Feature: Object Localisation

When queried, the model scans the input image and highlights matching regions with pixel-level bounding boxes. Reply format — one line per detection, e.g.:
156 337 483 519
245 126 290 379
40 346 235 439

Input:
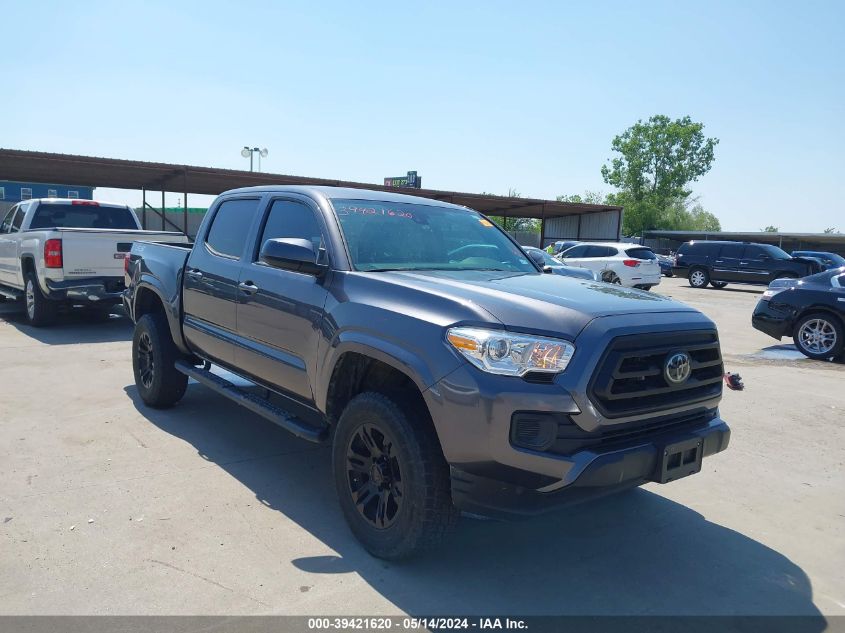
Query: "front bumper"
45 277 125 305
751 299 793 340
424 312 729 518
450 417 730 518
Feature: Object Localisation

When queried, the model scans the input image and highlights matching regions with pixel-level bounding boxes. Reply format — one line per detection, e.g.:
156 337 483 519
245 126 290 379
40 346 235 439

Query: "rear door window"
625 247 656 260
584 245 615 258
561 245 588 259
205 198 260 259
719 244 744 258
11 207 24 231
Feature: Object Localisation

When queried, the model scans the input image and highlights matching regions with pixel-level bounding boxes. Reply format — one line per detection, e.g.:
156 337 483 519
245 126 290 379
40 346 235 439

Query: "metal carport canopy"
0 148 621 219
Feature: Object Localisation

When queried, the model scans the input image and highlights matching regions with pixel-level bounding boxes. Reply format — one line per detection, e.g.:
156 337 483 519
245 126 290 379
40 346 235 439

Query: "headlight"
762 288 783 301
446 326 575 376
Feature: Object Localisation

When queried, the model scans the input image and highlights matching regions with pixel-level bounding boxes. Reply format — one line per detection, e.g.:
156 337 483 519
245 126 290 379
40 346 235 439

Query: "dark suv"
673 241 820 289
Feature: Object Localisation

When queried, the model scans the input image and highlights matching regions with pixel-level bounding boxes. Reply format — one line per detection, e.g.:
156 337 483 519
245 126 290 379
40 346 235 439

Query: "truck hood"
369 270 699 337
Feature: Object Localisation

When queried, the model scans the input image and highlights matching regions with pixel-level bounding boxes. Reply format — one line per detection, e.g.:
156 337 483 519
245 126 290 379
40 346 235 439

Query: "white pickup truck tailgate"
59 229 189 278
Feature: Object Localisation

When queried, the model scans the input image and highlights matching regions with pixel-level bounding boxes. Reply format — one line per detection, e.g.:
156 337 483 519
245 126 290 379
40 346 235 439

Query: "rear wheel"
332 392 458 560
689 267 710 289
132 312 188 408
24 272 57 327
603 271 622 285
710 281 728 289
793 313 844 360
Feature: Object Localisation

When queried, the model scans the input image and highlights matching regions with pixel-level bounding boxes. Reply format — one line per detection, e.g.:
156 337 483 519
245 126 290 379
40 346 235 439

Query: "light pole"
241 146 269 172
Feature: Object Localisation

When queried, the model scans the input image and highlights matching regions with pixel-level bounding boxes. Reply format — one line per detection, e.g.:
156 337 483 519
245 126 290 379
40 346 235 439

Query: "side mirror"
542 265 553 274
260 238 327 276
527 250 546 267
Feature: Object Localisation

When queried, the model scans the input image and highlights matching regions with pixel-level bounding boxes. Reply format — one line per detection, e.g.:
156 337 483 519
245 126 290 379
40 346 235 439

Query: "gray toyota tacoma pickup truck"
124 185 730 559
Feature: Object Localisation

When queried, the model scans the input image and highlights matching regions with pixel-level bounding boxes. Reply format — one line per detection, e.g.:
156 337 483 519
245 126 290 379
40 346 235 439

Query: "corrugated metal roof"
0 148 621 220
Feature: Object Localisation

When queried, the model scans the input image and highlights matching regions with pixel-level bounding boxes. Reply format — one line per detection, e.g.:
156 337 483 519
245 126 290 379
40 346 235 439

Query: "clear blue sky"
2 0 843 231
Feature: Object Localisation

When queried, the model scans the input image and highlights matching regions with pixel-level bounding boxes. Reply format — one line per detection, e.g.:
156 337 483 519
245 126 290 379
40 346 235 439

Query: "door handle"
238 281 259 295
186 269 203 281
740 262 749 265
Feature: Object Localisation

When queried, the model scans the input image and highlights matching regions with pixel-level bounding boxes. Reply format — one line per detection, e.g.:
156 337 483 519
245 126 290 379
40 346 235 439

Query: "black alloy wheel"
136 331 155 389
346 423 404 529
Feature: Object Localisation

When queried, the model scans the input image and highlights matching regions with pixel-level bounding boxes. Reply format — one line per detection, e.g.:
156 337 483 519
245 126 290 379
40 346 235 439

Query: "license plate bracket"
656 436 703 483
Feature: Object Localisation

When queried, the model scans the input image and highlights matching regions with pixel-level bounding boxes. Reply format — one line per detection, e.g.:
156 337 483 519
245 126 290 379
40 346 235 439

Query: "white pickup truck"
0 198 188 326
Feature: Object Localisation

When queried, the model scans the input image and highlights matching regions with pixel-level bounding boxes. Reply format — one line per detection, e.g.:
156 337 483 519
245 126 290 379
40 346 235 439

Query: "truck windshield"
332 199 537 273
29 204 138 230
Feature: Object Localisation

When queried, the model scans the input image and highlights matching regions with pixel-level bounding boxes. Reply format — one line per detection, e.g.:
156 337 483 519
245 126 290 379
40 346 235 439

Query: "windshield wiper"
364 268 414 272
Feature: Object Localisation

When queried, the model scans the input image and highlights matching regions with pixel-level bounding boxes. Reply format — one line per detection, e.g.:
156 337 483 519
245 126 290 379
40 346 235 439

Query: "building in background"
0 181 94 215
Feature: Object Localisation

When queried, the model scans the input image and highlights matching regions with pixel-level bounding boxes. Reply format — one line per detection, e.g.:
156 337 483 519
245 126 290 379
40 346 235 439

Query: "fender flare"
19 255 46 294
133 276 190 354
316 329 442 413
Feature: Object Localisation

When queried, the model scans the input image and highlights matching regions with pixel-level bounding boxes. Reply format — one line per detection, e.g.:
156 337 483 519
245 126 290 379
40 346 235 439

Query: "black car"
752 267 845 360
656 254 674 277
791 250 845 271
673 240 820 289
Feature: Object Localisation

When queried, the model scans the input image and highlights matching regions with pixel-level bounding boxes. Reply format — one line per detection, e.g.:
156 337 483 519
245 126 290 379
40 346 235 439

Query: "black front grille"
589 330 723 418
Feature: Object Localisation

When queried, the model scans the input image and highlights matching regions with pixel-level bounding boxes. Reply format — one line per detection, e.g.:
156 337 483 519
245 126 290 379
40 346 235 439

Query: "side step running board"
174 360 328 444
0 286 23 300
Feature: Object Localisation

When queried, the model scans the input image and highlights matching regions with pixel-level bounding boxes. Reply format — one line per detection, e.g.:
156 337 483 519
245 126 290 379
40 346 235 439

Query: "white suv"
558 242 662 289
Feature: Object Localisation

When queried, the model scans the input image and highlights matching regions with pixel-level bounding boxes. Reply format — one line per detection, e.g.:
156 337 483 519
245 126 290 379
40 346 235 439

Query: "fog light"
510 413 558 451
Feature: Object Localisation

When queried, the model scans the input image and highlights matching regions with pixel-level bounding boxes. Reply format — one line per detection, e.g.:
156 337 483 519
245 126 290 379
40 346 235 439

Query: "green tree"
556 191 608 205
761 225 779 232
482 188 541 233
661 198 721 231
687 204 722 231
601 115 719 235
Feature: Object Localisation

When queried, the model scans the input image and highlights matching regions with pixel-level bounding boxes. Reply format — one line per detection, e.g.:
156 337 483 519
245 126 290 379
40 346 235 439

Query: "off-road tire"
332 391 458 560
132 312 188 408
24 272 57 326
689 267 710 289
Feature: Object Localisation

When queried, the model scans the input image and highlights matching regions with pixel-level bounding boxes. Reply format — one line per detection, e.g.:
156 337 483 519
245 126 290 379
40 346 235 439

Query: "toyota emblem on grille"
665 351 692 384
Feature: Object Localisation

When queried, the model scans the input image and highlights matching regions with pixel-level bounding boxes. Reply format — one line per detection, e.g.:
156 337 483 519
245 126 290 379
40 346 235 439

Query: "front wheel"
710 281 728 289
24 272 57 326
132 312 188 408
332 392 458 560
793 313 844 360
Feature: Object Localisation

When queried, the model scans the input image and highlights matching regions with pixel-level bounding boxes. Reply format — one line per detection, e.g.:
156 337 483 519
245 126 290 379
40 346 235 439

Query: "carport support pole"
183 170 188 236
540 203 546 248
141 188 146 229
161 190 165 231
